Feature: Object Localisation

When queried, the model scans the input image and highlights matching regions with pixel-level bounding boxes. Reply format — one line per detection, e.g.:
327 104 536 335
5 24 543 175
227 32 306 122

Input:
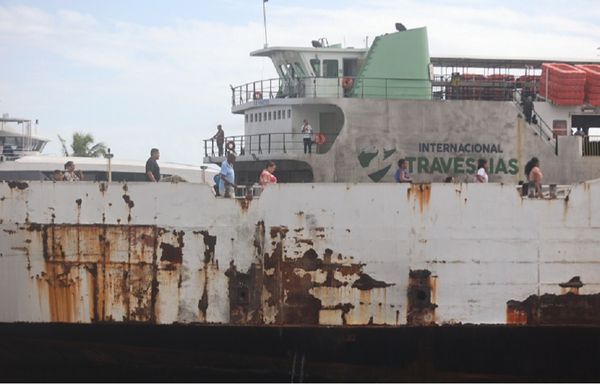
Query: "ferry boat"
2 26 600 381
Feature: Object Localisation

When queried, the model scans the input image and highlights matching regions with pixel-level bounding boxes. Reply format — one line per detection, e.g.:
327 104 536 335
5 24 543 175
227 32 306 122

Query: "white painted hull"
1 180 598 326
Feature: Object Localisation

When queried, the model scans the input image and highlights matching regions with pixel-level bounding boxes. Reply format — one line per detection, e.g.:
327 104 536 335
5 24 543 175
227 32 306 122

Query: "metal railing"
232 76 542 106
232 76 433 106
512 89 557 154
203 132 334 158
582 135 600 156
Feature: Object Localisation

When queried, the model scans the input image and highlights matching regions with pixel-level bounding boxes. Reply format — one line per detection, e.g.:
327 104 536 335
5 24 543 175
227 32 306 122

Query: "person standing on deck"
145 148 161 182
212 125 225 156
475 159 489 183
522 95 534 124
301 119 313 154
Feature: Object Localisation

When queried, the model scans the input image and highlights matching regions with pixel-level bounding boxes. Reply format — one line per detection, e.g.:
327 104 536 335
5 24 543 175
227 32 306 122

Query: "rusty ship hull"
2 179 600 380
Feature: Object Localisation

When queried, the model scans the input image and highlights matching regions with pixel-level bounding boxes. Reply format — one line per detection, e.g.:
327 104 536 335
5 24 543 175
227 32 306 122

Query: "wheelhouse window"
323 60 339 78
310 59 321 77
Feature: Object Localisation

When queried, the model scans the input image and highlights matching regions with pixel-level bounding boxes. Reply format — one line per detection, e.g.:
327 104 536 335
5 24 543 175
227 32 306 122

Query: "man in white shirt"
301 119 313 154
219 152 237 197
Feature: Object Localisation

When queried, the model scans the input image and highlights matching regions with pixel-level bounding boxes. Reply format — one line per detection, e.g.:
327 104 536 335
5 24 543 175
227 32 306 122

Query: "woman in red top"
259 161 277 190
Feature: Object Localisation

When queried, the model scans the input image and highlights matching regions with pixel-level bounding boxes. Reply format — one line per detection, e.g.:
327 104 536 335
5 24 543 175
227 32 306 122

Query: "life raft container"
342 77 353 90
314 133 326 145
226 141 236 152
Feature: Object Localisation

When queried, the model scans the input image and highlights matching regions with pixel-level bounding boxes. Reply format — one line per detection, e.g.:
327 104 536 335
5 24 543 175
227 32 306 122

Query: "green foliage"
70 132 107 157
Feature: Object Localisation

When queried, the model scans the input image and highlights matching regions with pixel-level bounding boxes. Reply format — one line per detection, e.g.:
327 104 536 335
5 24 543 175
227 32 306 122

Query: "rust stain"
262 226 395 325
75 198 82 207
407 183 432 212
351 273 394 290
3 229 16 234
407 269 437 326
225 261 263 324
194 230 216 264
269 226 288 239
99 183 108 194
30 223 160 323
122 194 135 209
159 230 184 264
236 196 252 212
507 293 600 325
7 181 28 190
507 277 600 325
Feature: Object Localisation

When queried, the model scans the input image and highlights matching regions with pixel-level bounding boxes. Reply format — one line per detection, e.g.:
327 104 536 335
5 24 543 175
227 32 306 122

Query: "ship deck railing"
203 132 335 158
582 135 600 156
517 183 571 199
231 76 539 106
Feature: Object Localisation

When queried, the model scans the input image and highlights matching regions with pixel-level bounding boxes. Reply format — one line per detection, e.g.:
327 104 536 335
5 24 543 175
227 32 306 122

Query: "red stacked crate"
461 74 485 100
517 75 540 98
485 74 514 100
539 63 586 105
576 64 600 106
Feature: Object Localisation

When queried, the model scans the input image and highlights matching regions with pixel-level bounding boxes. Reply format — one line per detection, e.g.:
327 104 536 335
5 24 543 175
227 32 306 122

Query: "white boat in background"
0 113 217 183
0 114 49 160
0 155 217 183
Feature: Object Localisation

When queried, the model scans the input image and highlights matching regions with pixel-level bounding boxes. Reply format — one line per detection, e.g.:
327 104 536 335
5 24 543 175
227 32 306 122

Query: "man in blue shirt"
219 152 236 197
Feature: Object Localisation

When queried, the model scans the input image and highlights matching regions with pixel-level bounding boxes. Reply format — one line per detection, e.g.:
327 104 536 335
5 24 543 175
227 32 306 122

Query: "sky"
1 0 599 165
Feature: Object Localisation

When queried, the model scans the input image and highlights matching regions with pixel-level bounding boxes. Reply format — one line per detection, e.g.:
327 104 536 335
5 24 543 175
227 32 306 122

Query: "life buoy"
226 141 236 152
254 91 263 100
342 77 353 90
314 133 326 145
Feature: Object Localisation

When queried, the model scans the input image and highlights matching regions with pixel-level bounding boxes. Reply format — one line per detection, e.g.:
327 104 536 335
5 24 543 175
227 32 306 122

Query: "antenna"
262 0 269 48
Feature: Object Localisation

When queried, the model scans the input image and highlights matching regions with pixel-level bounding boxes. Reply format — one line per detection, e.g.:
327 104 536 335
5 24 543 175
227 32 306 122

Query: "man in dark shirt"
145 148 160 182
212 124 225 156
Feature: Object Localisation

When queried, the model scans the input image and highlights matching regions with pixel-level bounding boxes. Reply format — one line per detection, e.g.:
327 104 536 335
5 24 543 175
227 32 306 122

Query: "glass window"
259 113 262 122
268 111 272 120
245 114 248 122
250 114 253 123
278 110 282 119
310 59 321 77
293 62 306 77
263 112 267 121
287 109 291 118
323 59 339 78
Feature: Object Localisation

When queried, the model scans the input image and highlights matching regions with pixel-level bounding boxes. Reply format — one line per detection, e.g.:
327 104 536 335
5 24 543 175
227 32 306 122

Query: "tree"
68 132 107 157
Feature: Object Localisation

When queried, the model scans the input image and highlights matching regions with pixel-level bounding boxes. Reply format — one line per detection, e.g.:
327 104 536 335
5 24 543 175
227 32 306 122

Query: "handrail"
513 89 557 154
203 132 335 158
231 75 542 106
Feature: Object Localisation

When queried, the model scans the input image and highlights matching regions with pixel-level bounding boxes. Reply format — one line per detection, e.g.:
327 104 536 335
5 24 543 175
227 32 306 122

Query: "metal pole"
105 148 114 182
263 0 269 48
